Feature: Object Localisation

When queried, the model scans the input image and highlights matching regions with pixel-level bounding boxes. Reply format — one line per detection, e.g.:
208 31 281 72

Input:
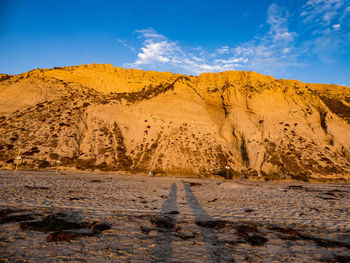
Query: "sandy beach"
0 170 349 262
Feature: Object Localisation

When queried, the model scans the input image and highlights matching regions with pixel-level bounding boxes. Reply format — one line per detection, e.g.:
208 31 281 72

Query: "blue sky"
0 0 349 85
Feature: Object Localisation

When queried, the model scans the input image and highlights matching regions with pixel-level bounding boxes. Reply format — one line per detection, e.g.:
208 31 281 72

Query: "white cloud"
332 23 341 30
134 41 171 65
125 4 299 76
282 47 291 54
126 27 249 75
267 3 287 26
123 1 349 76
267 4 296 43
216 46 230 55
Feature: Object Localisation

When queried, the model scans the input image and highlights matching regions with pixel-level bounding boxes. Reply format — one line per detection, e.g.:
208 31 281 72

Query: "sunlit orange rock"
1 64 349 181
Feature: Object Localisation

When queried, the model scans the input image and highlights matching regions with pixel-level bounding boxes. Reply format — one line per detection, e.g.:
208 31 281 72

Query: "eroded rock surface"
1 64 350 180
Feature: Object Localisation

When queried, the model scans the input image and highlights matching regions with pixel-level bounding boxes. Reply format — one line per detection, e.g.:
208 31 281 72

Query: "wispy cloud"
116 39 136 53
230 3 300 75
134 28 166 40
125 28 249 75
299 0 350 63
123 1 350 76
301 0 345 27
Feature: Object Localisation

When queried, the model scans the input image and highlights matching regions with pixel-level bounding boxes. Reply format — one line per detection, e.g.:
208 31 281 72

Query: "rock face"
1 63 350 180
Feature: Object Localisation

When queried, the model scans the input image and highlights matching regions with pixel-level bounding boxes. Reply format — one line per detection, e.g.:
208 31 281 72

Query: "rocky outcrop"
1 64 349 181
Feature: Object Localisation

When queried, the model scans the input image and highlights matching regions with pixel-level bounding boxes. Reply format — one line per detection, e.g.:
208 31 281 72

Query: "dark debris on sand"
195 220 228 229
286 185 307 190
18 213 111 242
208 198 218 203
24 186 50 190
20 214 87 232
46 231 94 242
166 210 179 215
234 223 268 246
90 179 102 183
269 225 350 249
150 215 175 230
46 222 111 242
0 208 35 224
69 197 85 201
195 220 268 246
187 182 202 187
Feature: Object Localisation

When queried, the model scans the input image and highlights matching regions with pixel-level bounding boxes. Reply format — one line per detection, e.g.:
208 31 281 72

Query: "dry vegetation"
0 64 350 181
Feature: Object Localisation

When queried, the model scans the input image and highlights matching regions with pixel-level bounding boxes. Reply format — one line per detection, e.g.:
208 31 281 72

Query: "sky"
0 0 350 85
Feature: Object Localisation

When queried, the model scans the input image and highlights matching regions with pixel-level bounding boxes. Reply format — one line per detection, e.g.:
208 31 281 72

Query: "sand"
0 170 349 262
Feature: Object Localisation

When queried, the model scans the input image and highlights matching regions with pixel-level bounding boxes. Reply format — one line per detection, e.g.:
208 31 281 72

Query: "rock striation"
1 63 350 181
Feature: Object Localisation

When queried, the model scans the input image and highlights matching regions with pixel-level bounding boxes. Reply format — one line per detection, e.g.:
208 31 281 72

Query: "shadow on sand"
182 180 235 263
152 183 178 262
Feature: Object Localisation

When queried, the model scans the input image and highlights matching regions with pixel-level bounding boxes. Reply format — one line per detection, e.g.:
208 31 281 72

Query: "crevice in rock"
240 136 250 167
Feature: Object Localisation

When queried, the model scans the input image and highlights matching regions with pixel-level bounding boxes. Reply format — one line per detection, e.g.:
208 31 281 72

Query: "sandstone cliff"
1 64 350 181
